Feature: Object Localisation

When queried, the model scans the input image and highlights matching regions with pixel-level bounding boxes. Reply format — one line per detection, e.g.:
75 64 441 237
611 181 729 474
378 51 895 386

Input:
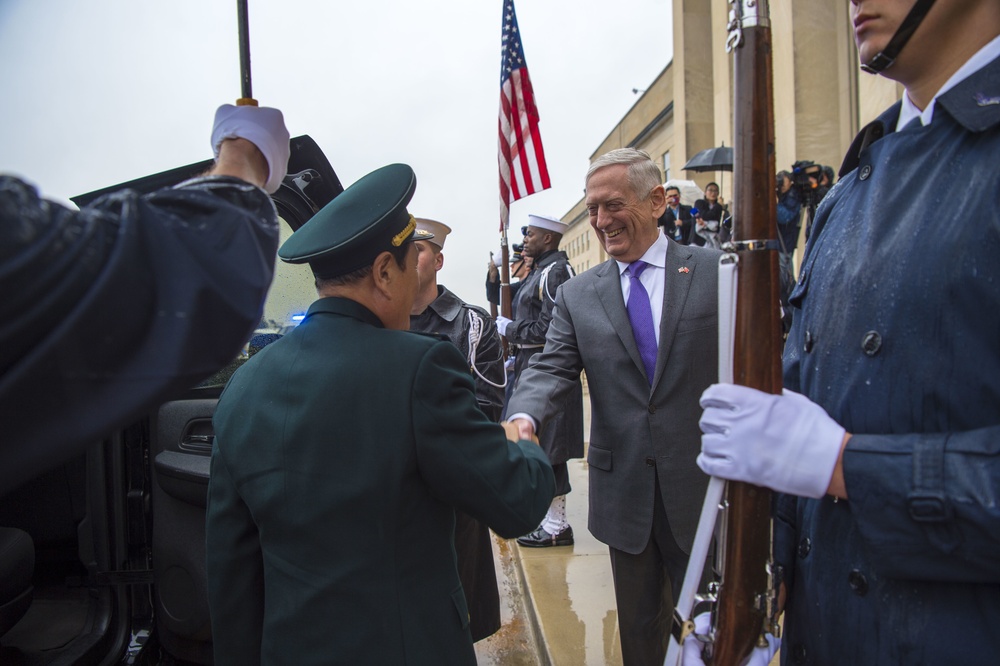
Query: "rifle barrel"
710 1 782 663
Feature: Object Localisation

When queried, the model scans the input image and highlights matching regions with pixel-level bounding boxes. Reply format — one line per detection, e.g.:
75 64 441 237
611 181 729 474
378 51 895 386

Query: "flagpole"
499 225 512 321
497 204 512 358
496 0 550 356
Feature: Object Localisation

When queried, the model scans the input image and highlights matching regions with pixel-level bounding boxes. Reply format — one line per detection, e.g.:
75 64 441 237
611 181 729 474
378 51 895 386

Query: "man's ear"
435 250 444 272
372 251 395 298
650 185 667 217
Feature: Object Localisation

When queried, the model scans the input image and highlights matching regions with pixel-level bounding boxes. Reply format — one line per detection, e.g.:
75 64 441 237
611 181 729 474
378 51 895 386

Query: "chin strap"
861 0 936 74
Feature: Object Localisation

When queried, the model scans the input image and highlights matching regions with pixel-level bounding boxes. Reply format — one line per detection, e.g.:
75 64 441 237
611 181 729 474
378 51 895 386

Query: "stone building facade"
560 0 903 277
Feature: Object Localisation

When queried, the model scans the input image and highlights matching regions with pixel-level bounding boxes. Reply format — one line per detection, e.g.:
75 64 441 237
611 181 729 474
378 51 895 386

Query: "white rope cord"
539 261 576 302
467 309 507 389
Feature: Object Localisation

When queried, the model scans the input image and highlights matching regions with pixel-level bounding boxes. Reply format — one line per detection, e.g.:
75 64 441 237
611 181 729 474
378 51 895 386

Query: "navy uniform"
409 219 504 422
775 50 1000 664
410 285 504 420
206 164 554 665
408 218 505 641
503 214 584 547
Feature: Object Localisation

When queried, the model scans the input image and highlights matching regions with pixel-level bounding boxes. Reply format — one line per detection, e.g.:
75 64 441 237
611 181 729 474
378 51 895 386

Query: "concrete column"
788 0 851 171
705 0 733 198
673 0 715 181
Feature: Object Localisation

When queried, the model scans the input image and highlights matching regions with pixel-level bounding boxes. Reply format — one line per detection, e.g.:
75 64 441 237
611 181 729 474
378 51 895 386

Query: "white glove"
496 315 512 337
211 104 291 194
698 384 846 498
681 612 780 666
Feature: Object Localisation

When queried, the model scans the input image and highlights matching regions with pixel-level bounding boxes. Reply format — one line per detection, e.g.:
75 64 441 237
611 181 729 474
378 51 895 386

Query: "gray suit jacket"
507 239 719 554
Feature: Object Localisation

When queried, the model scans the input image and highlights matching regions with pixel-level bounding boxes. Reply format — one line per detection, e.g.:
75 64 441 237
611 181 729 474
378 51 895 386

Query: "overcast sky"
0 0 673 306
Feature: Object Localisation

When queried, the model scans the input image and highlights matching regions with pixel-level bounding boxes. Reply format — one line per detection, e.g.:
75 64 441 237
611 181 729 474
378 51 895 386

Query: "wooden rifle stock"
710 2 782 664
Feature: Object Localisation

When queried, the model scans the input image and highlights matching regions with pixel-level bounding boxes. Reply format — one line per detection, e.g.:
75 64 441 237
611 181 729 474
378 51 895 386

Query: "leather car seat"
0 527 34 637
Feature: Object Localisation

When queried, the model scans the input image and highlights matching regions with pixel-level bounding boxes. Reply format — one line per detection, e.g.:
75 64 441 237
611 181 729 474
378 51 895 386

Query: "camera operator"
818 165 835 200
776 170 802 330
789 160 823 241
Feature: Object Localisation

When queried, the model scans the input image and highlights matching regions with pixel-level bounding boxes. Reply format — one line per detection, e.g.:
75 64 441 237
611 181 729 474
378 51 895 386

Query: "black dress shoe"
516 525 574 548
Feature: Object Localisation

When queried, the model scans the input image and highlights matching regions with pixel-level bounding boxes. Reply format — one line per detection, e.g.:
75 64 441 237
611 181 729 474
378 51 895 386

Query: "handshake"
501 421 538 445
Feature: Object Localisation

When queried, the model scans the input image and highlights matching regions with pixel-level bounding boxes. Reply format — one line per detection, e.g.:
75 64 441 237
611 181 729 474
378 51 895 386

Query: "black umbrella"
682 145 734 172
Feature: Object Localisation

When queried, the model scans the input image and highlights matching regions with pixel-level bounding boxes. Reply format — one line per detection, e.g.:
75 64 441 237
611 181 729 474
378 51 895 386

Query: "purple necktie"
626 261 657 385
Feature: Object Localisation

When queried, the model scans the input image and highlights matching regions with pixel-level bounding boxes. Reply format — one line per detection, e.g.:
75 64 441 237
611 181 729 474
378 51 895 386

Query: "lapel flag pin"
678 266 690 273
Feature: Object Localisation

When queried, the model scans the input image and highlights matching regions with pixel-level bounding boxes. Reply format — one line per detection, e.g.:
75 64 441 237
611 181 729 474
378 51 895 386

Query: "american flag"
498 0 550 231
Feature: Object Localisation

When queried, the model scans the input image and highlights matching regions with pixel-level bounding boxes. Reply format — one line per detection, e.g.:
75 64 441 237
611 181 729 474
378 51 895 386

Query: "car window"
198 216 316 388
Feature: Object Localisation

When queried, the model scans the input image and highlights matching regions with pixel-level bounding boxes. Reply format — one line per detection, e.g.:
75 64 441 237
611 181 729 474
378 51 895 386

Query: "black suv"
0 137 341 665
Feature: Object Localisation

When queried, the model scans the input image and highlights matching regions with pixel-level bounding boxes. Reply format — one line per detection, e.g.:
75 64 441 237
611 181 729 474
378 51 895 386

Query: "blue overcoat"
775 54 1000 665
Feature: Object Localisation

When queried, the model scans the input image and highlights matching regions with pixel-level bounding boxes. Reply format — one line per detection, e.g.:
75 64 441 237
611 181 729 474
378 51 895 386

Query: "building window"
663 151 671 183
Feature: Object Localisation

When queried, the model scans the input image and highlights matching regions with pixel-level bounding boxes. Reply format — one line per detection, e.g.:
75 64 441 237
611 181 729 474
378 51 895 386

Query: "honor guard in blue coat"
0 104 289 493
694 1 1000 664
206 163 554 666
408 217 505 642
497 214 584 548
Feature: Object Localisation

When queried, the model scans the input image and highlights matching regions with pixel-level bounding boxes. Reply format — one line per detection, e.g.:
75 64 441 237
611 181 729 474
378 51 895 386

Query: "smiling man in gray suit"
507 148 719 665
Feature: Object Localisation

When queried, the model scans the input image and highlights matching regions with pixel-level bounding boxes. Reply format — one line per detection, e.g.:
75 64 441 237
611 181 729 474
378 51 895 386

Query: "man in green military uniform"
205 163 554 665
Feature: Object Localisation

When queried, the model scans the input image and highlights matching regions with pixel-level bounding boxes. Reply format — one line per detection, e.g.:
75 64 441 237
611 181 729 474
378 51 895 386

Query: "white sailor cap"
414 218 452 249
525 214 568 234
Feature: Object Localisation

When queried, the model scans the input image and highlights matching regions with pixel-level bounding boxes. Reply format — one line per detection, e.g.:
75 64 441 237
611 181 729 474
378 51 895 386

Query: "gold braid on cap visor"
392 215 417 247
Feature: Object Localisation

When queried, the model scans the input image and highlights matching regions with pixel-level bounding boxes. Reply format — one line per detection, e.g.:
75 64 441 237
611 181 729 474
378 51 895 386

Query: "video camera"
790 160 822 192
777 160 824 209
783 160 831 242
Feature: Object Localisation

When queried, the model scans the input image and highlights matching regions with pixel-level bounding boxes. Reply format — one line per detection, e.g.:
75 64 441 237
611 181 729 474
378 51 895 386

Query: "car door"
73 137 342 664
148 217 321 663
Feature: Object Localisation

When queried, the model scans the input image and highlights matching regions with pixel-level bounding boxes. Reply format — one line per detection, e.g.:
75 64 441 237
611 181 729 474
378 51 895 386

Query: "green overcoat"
206 296 554 665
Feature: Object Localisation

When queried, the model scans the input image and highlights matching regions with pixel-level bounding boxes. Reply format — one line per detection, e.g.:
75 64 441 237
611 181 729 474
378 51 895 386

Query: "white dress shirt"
614 233 669 346
507 234 670 431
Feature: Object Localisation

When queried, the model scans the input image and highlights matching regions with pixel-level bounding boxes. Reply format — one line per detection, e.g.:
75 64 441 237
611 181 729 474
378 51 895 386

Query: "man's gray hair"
586 148 662 200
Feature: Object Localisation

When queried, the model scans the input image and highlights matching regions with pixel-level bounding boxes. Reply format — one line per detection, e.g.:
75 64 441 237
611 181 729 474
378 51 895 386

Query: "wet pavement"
476 402 779 665
474 462 783 666
475 454 623 665
474 534 546 665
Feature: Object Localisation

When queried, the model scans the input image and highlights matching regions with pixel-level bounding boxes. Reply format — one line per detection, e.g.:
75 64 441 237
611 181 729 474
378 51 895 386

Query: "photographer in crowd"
658 185 695 244
775 169 802 327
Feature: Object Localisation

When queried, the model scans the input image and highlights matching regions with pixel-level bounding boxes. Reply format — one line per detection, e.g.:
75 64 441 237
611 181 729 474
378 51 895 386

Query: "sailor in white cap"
498 214 585 548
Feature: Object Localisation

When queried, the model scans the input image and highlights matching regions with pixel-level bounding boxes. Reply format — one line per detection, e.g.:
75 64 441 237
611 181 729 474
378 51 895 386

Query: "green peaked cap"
279 163 429 278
